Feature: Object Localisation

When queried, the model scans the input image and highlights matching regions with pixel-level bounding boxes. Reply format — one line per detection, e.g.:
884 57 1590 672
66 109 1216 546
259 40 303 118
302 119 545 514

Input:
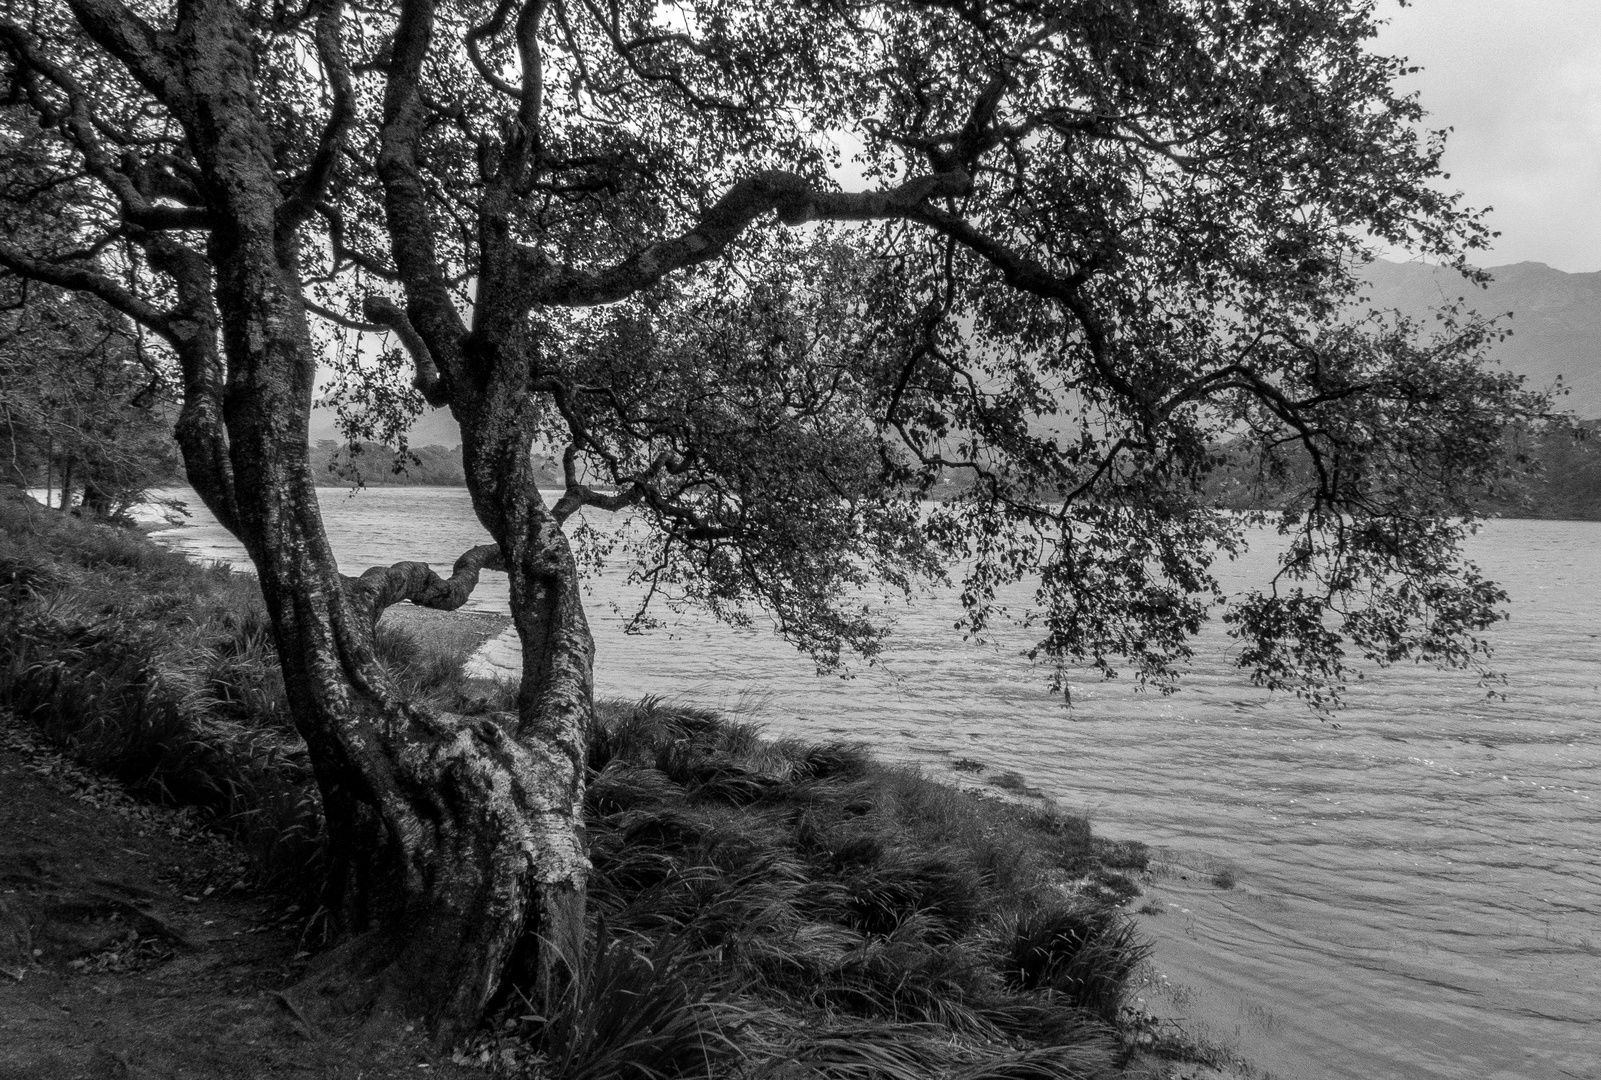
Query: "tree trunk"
445 324 595 1007
81 477 113 516
194 173 587 1048
57 455 73 511
42 0 595 1040
198 244 590 1037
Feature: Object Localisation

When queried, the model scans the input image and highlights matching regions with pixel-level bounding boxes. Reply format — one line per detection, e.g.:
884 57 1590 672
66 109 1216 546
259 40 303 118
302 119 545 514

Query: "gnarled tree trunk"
37 0 595 1040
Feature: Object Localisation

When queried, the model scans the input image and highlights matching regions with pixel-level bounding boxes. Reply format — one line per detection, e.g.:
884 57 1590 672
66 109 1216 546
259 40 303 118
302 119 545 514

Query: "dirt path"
0 718 478 1080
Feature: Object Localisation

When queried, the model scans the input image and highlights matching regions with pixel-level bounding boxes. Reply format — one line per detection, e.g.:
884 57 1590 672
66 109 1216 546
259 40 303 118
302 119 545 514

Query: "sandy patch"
378 605 513 660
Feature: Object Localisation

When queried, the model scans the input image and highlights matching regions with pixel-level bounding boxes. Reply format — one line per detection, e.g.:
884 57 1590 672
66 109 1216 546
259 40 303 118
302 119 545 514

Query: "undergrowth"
0 493 465 895
0 492 1167 1078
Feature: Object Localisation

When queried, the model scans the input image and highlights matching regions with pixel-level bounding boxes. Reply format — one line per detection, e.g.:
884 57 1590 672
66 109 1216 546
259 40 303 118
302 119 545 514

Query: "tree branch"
63 0 180 102
523 168 974 307
508 0 546 187
0 243 173 337
0 20 206 233
280 0 355 230
377 0 470 379
143 237 242 536
364 294 450 406
465 0 524 102
350 543 506 624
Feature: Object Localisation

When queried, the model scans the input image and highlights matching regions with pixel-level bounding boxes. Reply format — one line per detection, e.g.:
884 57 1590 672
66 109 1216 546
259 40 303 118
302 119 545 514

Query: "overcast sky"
1377 0 1601 272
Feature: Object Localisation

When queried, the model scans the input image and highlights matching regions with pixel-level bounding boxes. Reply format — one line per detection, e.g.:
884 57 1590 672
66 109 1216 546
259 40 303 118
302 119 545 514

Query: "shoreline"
378 604 513 661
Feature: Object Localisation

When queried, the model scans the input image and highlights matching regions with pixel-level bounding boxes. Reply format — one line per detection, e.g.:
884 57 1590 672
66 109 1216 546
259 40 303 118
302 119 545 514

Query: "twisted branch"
351 543 506 625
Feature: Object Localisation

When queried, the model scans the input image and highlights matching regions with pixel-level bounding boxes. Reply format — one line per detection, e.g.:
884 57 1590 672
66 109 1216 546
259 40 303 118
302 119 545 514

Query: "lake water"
144 487 1599 1080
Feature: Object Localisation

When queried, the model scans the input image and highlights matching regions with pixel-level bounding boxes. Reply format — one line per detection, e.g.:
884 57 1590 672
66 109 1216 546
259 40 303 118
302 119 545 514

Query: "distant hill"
1360 259 1601 417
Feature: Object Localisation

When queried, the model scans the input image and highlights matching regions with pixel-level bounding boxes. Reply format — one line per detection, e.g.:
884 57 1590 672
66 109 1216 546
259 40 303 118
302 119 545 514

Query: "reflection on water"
147 487 1600 1080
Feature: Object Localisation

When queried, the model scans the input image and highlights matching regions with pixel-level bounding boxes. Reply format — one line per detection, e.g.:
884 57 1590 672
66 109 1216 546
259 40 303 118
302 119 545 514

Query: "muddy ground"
0 716 479 1080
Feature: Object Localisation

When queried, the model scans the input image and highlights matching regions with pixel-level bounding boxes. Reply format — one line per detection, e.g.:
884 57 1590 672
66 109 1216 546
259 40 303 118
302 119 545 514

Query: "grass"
0 493 468 897
0 490 1180 1078
523 699 1161 1076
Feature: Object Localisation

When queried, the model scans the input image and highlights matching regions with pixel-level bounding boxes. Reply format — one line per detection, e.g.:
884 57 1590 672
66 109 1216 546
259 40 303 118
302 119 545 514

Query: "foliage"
0 280 180 515
1476 420 1601 521
312 440 467 487
0 0 1545 704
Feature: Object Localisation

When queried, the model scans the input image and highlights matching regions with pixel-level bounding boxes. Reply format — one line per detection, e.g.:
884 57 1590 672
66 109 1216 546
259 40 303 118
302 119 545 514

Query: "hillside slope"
1361 259 1601 417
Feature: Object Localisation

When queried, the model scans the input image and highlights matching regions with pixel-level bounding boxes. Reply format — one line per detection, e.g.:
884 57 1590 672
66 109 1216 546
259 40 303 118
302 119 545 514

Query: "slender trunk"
58 455 73 511
43 434 51 508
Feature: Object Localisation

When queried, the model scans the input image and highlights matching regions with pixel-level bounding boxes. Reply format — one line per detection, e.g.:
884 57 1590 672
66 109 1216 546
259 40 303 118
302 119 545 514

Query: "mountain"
1360 259 1601 417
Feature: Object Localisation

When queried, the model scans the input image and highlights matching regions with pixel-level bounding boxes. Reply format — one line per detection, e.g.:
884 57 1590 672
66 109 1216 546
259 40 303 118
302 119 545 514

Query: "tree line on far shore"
311 441 565 489
1199 422 1601 522
10 403 1601 522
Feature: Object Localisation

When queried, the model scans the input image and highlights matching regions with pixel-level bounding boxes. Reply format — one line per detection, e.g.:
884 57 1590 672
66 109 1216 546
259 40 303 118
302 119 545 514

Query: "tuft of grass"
990 770 1047 798
534 926 741 1080
1002 906 1152 1026
1092 838 1150 872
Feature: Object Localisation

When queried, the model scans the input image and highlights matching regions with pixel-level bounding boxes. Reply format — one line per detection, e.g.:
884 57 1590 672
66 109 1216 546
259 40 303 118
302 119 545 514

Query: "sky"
1377 0 1601 272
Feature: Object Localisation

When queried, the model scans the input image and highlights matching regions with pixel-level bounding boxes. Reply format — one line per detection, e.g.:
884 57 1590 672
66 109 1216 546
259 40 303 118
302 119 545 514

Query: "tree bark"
34 0 596 1040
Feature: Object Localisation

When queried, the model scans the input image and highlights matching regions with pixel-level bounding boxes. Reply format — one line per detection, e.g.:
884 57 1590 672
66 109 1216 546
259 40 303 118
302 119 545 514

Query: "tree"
0 282 179 512
0 123 178 512
0 0 1536 1037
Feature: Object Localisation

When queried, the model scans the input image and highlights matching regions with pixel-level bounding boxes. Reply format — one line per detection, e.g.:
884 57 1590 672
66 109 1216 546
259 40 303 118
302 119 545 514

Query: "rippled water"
146 487 1600 1080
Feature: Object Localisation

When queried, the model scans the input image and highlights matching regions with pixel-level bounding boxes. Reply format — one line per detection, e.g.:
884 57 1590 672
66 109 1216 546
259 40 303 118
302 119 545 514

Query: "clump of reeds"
510 696 1154 1078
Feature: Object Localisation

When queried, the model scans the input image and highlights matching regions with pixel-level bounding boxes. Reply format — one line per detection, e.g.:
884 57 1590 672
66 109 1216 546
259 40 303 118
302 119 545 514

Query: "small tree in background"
0 0 1541 1035
0 282 179 515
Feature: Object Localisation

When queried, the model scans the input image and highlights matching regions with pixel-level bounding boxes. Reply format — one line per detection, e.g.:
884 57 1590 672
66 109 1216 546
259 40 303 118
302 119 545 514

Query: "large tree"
0 0 1533 1036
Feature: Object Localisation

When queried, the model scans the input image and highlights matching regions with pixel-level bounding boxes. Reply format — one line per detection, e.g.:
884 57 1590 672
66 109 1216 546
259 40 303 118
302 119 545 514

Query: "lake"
145 486 1599 1080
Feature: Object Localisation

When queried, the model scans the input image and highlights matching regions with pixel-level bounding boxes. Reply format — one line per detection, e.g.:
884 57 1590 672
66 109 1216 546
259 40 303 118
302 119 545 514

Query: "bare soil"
0 718 477 1080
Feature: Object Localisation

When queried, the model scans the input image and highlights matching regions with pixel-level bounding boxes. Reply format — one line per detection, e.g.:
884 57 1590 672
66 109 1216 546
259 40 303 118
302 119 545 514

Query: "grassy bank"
0 491 1194 1078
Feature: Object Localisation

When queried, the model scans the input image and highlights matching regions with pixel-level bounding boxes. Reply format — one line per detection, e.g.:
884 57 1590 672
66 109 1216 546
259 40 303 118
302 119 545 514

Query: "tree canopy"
0 0 1540 1034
